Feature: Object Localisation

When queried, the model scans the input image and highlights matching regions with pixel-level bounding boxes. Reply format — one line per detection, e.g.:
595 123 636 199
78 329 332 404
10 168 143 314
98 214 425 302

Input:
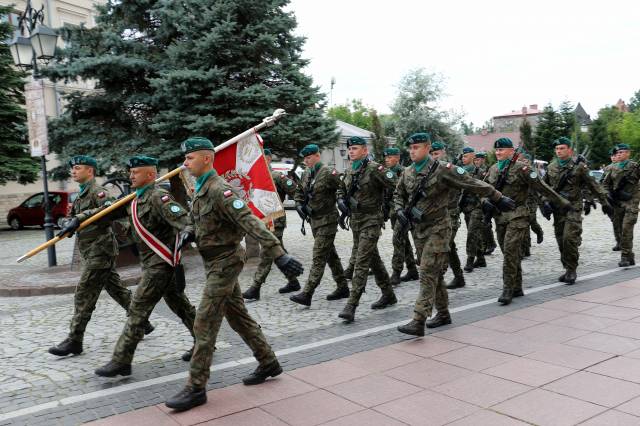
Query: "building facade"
492 104 542 133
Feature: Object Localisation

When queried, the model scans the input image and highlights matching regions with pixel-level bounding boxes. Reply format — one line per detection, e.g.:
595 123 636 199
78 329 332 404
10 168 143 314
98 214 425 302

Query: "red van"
6 191 77 230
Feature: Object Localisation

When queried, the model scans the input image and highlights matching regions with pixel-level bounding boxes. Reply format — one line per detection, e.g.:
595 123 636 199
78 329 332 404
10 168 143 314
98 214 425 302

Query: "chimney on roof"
529 104 538 111
522 106 527 115
481 128 488 136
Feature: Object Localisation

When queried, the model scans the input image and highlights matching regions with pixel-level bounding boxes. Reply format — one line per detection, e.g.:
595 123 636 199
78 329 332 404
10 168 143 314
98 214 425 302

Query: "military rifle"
296 170 314 235
337 158 369 230
610 161 640 206
482 151 520 225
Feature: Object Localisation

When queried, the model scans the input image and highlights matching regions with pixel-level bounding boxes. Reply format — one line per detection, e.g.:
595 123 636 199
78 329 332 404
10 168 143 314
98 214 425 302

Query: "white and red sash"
131 198 181 266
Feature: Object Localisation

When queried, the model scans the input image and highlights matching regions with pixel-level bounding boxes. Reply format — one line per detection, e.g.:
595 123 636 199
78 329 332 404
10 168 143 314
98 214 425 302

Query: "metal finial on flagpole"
263 109 287 127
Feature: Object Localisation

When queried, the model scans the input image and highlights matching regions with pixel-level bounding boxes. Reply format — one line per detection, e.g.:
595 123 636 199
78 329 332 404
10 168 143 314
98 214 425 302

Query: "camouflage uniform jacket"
76 184 190 268
394 159 502 250
602 160 640 210
386 165 404 220
186 171 285 269
294 163 341 230
543 158 608 211
338 160 396 229
483 159 570 225
459 164 486 213
72 179 118 269
271 169 297 228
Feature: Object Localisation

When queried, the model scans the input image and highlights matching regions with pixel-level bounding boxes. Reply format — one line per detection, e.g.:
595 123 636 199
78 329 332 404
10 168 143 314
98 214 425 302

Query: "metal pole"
41 155 57 266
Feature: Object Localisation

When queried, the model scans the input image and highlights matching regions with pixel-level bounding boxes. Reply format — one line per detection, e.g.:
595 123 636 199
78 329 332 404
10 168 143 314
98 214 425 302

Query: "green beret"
609 148 617 156
263 148 272 157
494 137 514 148
462 147 475 154
553 136 572 147
299 144 319 157
346 136 367 147
181 136 215 154
383 147 401 156
615 143 631 151
431 141 446 151
127 155 159 169
406 132 432 146
475 151 486 158
69 155 97 169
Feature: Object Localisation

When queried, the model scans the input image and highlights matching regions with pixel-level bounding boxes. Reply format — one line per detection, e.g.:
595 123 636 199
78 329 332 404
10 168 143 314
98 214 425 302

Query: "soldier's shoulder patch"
529 171 538 179
588 170 595 177
385 171 394 179
170 204 182 213
223 189 233 198
232 199 244 209
286 179 294 186
456 166 465 175
446 163 452 169
378 165 384 171
97 191 105 199
161 194 170 203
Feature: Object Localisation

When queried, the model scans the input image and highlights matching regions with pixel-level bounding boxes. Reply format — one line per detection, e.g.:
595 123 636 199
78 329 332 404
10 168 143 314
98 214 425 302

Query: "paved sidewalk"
87 277 640 426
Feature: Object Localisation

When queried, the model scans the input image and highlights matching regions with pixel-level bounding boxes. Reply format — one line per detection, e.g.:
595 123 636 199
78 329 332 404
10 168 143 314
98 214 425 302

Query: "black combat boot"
473 255 487 268
338 304 356 323
426 311 452 329
400 268 419 282
513 287 525 297
289 291 312 306
144 321 155 335
498 288 513 305
243 284 261 300
95 360 131 377
182 346 194 362
48 338 83 357
371 291 397 309
326 286 350 301
279 279 301 294
619 257 632 267
243 360 283 385
165 385 207 411
558 272 567 282
344 267 353 280
397 319 426 337
484 243 497 255
564 270 577 285
613 244 621 251
523 246 531 257
446 275 465 289
464 257 475 272
390 270 402 286
536 230 544 244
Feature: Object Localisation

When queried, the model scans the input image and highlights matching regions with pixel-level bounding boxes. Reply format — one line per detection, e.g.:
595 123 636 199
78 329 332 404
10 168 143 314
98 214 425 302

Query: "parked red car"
6 191 78 230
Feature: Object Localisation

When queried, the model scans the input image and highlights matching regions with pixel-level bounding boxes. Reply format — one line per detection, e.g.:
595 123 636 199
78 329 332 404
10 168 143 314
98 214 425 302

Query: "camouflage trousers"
553 212 583 272
412 224 451 321
613 205 639 258
189 259 276 389
69 261 132 343
522 207 543 250
464 208 485 258
612 206 623 245
484 220 497 251
496 217 529 293
112 263 196 365
448 212 463 278
253 226 296 287
303 224 348 295
390 216 417 274
347 224 393 306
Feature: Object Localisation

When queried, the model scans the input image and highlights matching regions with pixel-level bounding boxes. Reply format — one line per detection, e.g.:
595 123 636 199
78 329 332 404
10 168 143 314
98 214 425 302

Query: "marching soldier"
166 138 304 411
384 147 419 285
604 148 622 251
518 155 544 257
474 152 498 255
289 144 350 306
483 138 570 305
60 155 198 376
602 143 640 267
243 148 300 300
542 137 612 284
49 155 154 357
337 136 398 323
459 147 488 274
395 133 513 336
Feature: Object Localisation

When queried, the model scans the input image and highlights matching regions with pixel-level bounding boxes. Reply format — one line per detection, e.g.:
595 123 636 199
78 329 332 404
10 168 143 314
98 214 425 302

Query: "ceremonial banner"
213 132 284 222
24 79 49 157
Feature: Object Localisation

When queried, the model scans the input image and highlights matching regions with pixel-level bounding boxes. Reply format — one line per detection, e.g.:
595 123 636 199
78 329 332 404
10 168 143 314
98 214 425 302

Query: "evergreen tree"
588 106 621 167
558 100 576 140
533 104 562 161
629 90 640 113
370 110 386 161
519 119 533 156
44 0 337 180
0 6 39 185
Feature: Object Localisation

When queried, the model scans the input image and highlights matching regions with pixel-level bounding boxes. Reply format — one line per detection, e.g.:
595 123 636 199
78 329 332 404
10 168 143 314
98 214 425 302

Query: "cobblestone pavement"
0 210 633 424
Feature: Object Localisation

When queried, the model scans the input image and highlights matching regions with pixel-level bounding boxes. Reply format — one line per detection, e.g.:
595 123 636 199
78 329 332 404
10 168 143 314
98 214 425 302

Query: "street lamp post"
8 0 59 267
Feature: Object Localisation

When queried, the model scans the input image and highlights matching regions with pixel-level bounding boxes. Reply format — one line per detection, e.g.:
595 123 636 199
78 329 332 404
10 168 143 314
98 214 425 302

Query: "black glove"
275 254 304 277
56 217 80 238
337 198 350 215
395 209 409 228
602 202 614 216
176 230 195 251
496 196 516 212
541 201 553 220
481 199 496 216
583 202 591 216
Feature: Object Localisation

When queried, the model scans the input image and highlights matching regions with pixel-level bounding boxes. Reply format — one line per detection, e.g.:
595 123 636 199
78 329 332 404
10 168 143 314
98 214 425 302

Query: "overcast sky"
288 0 640 126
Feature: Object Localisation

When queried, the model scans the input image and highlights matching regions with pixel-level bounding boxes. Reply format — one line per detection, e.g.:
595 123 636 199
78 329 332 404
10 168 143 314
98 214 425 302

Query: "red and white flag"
213 132 284 222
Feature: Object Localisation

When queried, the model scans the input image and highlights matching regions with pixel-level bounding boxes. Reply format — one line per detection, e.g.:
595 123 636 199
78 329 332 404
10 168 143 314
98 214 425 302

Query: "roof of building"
336 120 373 139
493 104 543 119
463 131 521 152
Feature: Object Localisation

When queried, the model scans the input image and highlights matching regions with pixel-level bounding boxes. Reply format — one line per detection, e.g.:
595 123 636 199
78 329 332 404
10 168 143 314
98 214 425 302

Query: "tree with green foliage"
519 119 533 155
629 90 640 113
533 104 562 161
588 106 623 167
386 68 463 154
327 99 373 131
0 6 39 186
44 0 337 186
558 100 576 140
369 110 386 161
